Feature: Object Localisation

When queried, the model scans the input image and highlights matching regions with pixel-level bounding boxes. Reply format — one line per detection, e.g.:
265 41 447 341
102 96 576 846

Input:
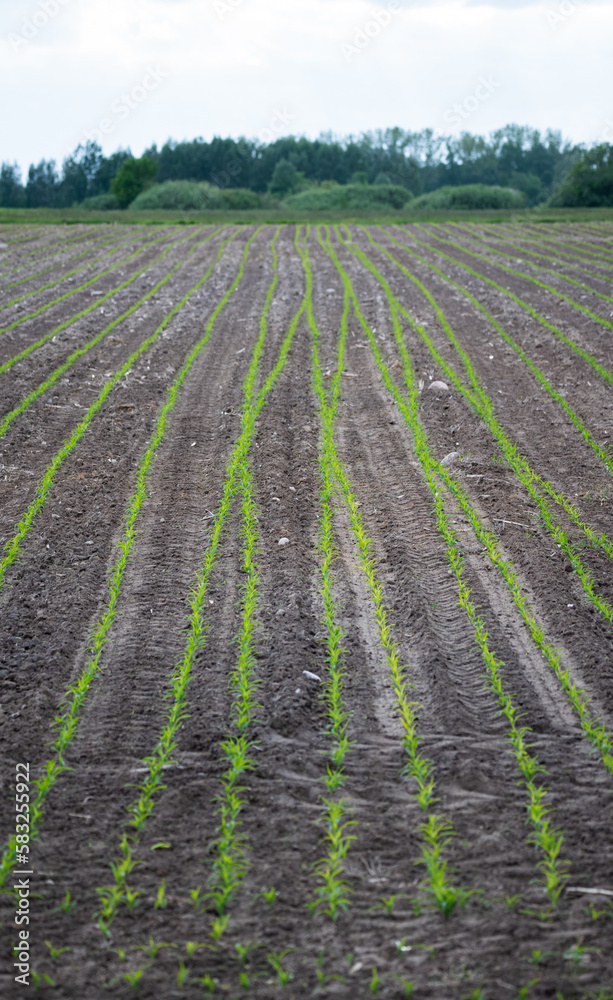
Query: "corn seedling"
133 937 176 959
260 886 277 906
154 881 168 909
351 227 613 778
56 889 76 914
193 973 219 994
190 885 204 908
401 225 613 390
185 941 213 958
395 978 415 998
122 967 147 989
0 227 171 315
267 949 294 987
44 940 70 961
305 227 468 916
514 980 540 1000
377 226 613 549
210 913 230 940
370 967 381 994
31 970 56 990
177 961 190 987
333 227 573 904
418 223 613 339
370 893 403 915
0 228 189 338
451 222 613 286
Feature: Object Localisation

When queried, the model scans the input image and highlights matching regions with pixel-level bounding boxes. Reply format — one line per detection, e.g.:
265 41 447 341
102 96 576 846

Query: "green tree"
267 158 304 198
551 143 613 206
110 155 157 208
0 163 25 207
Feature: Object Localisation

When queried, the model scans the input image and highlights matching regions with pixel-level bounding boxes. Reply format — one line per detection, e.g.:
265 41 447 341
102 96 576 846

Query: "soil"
0 223 612 1000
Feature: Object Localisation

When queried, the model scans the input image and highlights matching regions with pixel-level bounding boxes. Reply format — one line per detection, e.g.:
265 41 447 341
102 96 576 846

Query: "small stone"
303 670 321 682
427 380 449 393
278 537 290 546
441 451 461 466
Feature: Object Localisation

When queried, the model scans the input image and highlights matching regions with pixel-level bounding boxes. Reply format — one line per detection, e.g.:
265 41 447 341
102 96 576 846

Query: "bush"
550 144 613 206
410 184 525 211
283 183 413 212
111 156 157 208
79 193 120 210
129 180 262 211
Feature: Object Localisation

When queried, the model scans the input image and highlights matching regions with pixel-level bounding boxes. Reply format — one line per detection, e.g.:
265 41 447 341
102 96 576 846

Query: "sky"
1 0 612 175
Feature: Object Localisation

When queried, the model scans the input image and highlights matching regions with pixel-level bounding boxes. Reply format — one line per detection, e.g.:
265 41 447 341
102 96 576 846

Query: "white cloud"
1 0 612 174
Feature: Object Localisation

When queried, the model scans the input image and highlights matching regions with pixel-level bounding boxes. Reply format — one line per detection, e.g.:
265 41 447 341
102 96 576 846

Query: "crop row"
332 227 613 780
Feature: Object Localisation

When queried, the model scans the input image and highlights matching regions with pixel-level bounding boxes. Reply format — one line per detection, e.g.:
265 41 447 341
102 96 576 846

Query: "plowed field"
1 222 613 999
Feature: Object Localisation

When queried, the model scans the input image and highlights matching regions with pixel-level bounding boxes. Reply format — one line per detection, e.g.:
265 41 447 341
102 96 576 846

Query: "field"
0 221 612 1000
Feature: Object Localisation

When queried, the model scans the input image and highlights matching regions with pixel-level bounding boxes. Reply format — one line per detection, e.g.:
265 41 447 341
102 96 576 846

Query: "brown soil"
1 224 612 1000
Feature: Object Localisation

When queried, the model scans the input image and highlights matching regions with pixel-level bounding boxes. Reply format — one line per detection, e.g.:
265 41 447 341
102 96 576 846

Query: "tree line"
1 125 610 209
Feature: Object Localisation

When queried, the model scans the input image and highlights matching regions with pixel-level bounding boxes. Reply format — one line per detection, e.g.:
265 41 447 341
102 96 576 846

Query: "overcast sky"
1 0 612 174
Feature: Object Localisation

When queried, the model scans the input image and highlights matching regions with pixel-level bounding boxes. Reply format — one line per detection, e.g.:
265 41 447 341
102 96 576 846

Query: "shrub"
111 156 157 208
411 184 525 211
79 193 120 210
284 183 413 212
550 144 613 206
129 181 262 211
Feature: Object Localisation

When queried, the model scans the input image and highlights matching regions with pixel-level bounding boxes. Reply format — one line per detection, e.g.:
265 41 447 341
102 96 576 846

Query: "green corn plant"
177 961 190 987
31 970 56 990
0 227 172 316
328 226 574 901
374 226 613 546
44 940 70 961
210 913 230 941
267 950 293 987
56 890 76 914
154 881 168 910
414 222 613 342
0 228 192 338
448 221 613 298
297 226 467 917
122 968 146 989
133 937 175 959
193 973 218 994
185 941 212 958
189 886 204 909
402 224 613 388
260 886 277 906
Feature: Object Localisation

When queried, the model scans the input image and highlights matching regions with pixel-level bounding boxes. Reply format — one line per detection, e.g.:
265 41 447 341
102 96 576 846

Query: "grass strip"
0 228 209 377
0 225 260 891
95 228 308 928
416 224 613 334
324 227 573 907
0 228 225 438
332 227 613 782
300 226 468 916
0 228 192 338
393 226 613 391
0 228 238 593
379 225 613 502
